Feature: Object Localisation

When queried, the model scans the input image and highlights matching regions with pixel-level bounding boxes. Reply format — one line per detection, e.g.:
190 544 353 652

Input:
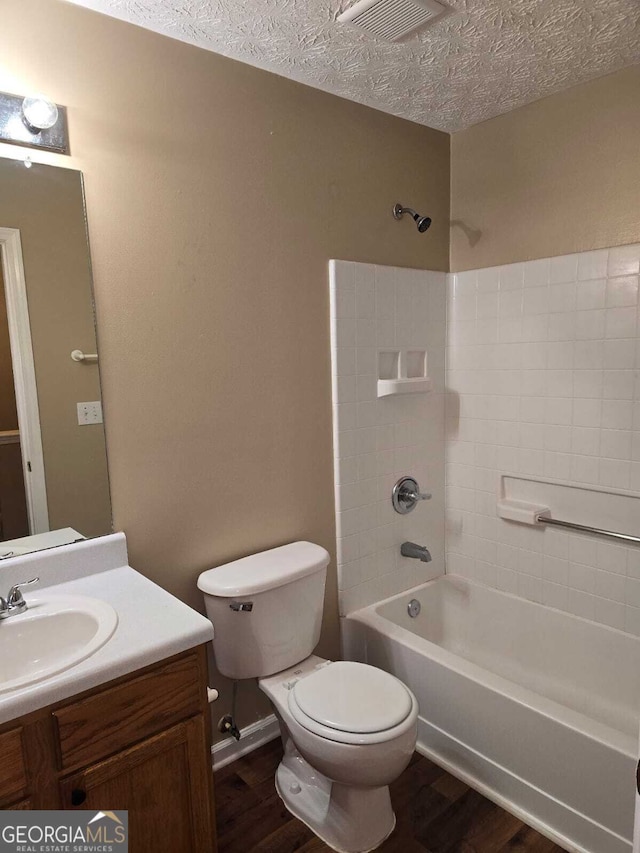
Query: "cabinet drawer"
0 728 27 805
53 653 202 771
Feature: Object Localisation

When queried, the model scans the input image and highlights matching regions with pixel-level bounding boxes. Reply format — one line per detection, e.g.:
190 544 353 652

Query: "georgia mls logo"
86 811 127 843
0 809 128 852
89 813 120 823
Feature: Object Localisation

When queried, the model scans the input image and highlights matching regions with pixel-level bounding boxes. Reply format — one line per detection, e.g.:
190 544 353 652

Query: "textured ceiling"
65 0 640 132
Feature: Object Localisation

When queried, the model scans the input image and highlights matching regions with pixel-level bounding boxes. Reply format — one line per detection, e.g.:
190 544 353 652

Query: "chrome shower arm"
393 204 419 219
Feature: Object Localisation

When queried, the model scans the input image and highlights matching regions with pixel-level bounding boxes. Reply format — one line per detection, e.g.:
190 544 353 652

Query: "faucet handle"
392 476 432 514
406 488 432 502
7 577 39 611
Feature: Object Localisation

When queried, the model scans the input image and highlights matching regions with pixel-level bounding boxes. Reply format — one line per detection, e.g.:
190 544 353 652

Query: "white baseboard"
211 714 280 771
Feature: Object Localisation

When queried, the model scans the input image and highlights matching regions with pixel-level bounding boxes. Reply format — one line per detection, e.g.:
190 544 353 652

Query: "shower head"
393 203 432 233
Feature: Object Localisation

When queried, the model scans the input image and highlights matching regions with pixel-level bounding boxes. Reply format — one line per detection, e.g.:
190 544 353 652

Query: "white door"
0 227 49 535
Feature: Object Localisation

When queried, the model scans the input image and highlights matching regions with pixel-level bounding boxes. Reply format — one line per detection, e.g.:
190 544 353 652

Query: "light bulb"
22 96 58 132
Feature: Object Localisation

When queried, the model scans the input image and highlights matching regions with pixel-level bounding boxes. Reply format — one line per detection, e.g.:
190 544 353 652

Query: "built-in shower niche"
377 349 432 397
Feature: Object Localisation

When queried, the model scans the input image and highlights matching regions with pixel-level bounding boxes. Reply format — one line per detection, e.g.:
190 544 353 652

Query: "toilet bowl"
260 655 418 853
197 541 419 853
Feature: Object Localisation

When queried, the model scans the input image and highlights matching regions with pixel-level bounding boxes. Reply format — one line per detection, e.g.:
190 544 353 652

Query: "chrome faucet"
0 577 39 620
400 542 432 563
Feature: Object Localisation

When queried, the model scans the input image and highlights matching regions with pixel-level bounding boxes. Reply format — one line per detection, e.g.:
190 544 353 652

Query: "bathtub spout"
400 542 432 562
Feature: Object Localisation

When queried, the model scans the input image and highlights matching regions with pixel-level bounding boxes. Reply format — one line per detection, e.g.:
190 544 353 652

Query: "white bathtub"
343 575 640 853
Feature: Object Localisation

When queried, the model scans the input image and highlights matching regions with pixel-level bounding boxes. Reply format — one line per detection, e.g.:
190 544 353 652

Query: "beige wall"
0 0 450 731
451 66 640 271
0 159 111 537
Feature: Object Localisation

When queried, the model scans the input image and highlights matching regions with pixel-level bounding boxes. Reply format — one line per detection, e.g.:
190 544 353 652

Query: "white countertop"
0 533 214 723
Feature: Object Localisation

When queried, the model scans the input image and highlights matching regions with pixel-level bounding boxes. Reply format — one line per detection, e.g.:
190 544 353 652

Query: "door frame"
0 226 49 535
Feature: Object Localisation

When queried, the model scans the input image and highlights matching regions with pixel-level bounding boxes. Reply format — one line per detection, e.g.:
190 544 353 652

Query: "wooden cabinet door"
59 717 215 853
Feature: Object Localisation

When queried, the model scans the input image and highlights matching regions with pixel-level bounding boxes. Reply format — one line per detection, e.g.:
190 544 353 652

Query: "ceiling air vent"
337 0 447 42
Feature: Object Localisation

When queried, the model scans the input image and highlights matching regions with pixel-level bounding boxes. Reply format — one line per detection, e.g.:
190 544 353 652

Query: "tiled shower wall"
330 261 446 615
446 244 640 634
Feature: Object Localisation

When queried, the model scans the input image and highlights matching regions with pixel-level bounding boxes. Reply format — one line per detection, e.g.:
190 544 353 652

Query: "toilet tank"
197 541 330 679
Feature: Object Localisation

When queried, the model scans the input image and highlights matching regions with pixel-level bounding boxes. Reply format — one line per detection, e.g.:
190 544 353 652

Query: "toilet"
198 541 418 853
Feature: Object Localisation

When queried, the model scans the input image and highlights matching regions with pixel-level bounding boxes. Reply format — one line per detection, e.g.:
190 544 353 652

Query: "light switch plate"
77 401 103 425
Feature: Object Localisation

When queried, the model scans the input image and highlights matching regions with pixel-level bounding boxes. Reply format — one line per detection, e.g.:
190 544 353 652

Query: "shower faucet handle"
392 477 432 515
406 488 431 502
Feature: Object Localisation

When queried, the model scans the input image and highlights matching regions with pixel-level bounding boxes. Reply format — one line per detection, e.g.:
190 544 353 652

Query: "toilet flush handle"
229 601 253 612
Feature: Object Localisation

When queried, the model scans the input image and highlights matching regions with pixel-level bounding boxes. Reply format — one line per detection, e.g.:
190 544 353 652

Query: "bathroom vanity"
0 533 217 852
0 647 215 850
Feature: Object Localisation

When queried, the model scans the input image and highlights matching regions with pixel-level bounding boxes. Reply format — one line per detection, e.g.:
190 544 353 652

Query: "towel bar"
536 514 640 545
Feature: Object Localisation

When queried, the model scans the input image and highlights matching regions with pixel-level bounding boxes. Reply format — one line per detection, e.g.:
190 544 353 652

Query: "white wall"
330 261 446 615
446 243 640 634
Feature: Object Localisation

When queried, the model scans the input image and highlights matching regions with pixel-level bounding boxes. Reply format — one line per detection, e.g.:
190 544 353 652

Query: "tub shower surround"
333 250 640 853
329 261 446 615
446 244 640 634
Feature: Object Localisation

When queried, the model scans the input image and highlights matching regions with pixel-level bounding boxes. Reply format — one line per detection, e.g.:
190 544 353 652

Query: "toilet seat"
288 661 417 746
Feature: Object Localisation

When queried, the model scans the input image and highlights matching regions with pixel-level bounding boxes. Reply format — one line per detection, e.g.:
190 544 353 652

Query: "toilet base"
274 743 396 853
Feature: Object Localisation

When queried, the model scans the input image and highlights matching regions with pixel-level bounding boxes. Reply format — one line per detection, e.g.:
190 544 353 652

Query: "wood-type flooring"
215 739 568 853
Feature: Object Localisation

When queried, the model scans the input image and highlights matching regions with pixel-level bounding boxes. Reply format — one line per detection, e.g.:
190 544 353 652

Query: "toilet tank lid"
197 541 330 597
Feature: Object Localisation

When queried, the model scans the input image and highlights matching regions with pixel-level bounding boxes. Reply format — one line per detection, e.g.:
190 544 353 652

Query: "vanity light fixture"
21 96 59 132
0 90 69 154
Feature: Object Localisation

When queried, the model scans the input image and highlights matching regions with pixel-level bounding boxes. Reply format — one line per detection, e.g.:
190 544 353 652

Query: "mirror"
0 157 111 556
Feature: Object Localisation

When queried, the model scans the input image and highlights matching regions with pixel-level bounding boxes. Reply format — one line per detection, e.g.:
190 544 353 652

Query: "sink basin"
0 595 118 693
